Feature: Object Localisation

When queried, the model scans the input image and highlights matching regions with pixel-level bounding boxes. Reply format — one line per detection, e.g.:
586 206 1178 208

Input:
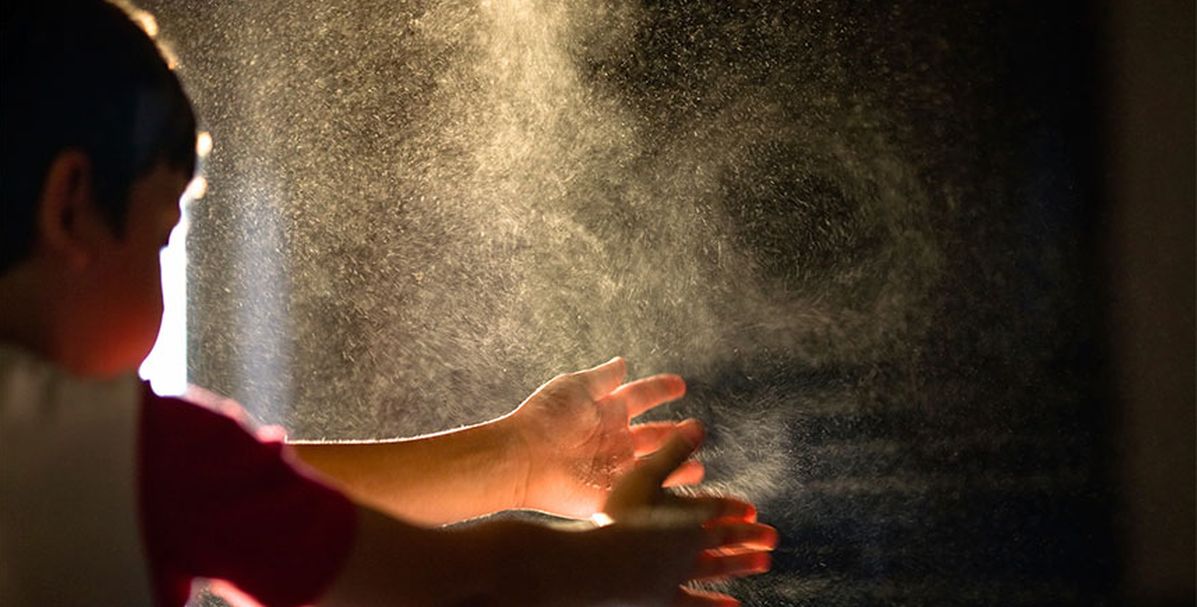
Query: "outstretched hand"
599 420 776 606
509 357 704 519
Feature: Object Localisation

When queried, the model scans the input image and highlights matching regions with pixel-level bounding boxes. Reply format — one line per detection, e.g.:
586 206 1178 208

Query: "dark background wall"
1103 1 1194 604
138 1 1193 604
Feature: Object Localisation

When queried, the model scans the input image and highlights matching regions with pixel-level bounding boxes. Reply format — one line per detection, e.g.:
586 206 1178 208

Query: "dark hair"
0 0 197 272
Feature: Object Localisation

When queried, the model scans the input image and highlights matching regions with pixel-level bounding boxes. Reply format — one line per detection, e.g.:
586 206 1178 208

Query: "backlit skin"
292 357 710 526
0 149 776 606
0 152 186 378
81 163 186 375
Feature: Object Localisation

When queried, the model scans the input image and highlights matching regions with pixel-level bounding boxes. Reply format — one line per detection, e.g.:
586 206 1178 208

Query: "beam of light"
124 2 187 395
139 172 206 397
140 130 213 396
138 204 188 396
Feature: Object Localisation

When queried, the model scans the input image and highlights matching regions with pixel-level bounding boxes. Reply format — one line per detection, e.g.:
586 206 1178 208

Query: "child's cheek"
108 248 166 368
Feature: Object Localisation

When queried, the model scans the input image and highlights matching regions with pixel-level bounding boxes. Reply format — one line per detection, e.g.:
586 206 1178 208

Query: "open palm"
510 357 705 519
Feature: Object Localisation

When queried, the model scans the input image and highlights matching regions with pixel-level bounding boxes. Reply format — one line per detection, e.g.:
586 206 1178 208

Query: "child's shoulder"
145 383 290 450
139 381 358 607
140 383 290 482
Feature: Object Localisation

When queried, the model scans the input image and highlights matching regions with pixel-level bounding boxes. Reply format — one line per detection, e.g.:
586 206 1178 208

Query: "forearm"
290 416 529 526
320 506 599 607
319 485 771 606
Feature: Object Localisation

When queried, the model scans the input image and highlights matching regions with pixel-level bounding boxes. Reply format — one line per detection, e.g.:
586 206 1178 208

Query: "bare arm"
318 505 680 607
317 505 510 607
317 424 777 607
290 416 526 526
292 358 703 525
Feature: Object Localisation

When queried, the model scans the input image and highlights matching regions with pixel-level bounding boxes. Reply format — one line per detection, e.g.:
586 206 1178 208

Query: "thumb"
640 419 705 487
578 356 628 400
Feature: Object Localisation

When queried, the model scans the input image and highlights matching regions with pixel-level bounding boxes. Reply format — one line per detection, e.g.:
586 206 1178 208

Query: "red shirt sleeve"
138 385 357 607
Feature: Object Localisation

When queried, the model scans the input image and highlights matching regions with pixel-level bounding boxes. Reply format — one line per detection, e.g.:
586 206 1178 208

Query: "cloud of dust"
183 0 943 508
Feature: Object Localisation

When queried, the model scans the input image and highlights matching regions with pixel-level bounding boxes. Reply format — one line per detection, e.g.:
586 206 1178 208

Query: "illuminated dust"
140 1 1111 604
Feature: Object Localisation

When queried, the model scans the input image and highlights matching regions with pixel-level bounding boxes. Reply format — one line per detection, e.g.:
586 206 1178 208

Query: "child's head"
1 0 197 376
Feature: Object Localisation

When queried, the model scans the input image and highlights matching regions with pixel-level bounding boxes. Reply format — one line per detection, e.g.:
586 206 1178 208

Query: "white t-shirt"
0 344 153 605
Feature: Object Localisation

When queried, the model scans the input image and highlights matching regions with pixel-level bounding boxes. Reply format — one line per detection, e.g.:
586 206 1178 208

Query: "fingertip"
702 521 778 552
665 373 687 396
662 459 705 487
691 549 772 582
584 356 628 398
716 498 756 522
753 552 772 574
586 355 624 373
615 358 629 379
679 418 705 447
649 427 704 485
765 526 780 549
608 355 626 368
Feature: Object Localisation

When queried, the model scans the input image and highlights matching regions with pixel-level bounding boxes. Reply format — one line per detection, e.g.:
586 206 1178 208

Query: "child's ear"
36 149 107 270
